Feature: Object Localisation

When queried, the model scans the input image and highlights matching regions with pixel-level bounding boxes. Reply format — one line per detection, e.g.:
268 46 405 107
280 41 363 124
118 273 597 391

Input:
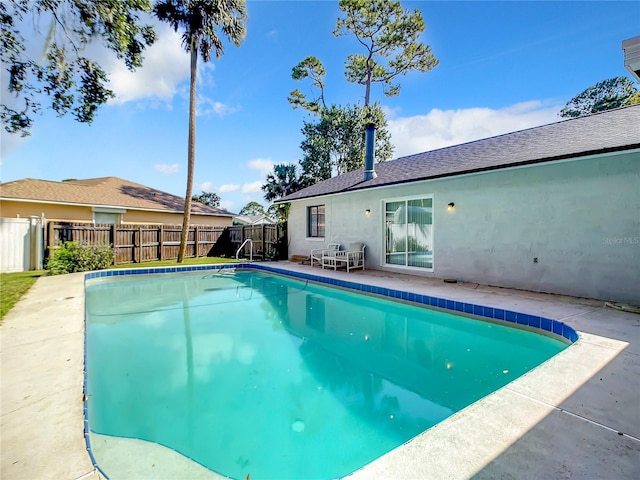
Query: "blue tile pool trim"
84 263 580 344
82 263 579 476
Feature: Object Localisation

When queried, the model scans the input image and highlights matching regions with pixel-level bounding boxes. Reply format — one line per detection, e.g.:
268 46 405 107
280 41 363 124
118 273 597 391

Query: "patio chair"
323 242 366 272
310 243 340 267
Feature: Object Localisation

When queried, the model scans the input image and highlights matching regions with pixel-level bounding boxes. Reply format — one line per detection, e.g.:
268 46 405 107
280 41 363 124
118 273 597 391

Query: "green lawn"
0 271 45 322
108 256 238 269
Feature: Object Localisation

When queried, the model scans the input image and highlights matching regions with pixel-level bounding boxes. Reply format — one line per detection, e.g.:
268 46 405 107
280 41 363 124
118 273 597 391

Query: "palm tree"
262 164 301 202
155 0 247 262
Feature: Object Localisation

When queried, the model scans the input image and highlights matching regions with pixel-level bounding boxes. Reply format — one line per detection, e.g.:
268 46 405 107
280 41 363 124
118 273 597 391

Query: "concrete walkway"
1 264 638 479
1 272 99 480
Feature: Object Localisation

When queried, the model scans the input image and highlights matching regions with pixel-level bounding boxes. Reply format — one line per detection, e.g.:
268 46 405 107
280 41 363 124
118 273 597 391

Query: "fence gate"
0 216 44 273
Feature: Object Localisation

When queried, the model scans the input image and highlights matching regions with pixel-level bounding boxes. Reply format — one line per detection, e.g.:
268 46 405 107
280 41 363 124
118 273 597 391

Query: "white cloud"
194 181 215 192
219 184 240 193
155 163 180 174
1 14 186 108
388 101 562 158
247 158 275 176
97 22 230 112
0 131 28 159
381 105 401 119
242 194 268 207
241 181 263 193
196 96 240 117
192 182 238 200
220 199 235 211
104 24 190 105
197 62 217 87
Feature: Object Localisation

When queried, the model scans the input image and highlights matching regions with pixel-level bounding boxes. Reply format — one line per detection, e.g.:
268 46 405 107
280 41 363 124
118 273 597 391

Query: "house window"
307 205 325 238
93 212 119 224
384 196 433 269
92 207 125 224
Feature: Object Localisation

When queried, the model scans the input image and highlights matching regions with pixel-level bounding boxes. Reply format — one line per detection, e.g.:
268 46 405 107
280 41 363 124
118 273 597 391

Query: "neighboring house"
280 105 640 304
622 35 640 82
0 176 235 226
233 214 276 226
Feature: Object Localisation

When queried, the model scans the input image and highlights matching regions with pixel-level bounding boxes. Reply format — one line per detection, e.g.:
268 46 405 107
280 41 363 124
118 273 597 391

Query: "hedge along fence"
46 222 283 265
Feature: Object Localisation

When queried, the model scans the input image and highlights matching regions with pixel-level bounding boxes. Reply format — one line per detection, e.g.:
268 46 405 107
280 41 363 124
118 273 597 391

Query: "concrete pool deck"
1 262 638 479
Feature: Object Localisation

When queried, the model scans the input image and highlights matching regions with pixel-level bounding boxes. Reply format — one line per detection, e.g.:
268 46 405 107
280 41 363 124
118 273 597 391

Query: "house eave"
622 35 640 82
280 145 640 204
0 197 234 217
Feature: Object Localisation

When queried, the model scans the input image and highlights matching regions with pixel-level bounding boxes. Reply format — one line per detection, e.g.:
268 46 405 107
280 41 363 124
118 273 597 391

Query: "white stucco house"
279 105 640 304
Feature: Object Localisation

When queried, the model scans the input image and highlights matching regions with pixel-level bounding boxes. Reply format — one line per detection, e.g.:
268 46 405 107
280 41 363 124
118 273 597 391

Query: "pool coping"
82 262 583 479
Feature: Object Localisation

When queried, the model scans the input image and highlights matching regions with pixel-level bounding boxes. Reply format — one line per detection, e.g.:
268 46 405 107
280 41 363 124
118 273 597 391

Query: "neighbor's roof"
0 176 234 216
233 214 276 225
280 104 640 202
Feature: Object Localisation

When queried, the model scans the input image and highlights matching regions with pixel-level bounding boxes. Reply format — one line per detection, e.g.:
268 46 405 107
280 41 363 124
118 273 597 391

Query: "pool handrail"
236 238 253 262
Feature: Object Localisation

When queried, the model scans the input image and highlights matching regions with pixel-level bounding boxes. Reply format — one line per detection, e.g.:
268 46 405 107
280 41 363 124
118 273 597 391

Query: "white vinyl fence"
0 217 44 273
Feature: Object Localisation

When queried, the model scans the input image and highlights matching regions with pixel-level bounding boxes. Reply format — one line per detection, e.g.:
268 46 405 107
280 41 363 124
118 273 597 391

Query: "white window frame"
381 194 434 272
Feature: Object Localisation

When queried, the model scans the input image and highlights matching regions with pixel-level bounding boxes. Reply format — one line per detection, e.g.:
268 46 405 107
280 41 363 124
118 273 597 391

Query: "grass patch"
108 256 239 269
1 271 45 322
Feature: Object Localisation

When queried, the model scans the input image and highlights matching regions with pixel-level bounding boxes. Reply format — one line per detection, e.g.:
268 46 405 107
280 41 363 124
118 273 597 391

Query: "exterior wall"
0 200 232 227
0 201 94 223
288 150 640 303
123 210 232 226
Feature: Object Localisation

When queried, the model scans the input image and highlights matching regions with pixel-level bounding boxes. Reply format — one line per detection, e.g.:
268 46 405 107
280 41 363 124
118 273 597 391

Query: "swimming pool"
84 265 576 479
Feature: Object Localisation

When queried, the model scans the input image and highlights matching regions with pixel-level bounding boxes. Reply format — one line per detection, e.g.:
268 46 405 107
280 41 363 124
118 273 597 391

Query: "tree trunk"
178 45 199 263
364 49 373 107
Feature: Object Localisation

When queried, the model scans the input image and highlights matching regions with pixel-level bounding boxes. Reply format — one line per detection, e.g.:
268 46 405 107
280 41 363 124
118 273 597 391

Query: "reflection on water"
85 270 566 480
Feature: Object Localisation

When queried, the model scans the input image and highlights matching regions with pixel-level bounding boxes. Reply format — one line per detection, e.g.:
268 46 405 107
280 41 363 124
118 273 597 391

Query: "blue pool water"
85 268 569 480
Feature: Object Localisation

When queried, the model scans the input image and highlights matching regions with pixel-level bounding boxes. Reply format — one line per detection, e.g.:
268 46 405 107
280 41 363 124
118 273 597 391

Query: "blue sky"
1 0 639 214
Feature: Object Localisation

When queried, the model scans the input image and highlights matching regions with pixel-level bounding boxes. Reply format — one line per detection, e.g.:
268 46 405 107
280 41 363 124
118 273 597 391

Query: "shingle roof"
0 176 233 216
281 105 640 202
234 214 276 225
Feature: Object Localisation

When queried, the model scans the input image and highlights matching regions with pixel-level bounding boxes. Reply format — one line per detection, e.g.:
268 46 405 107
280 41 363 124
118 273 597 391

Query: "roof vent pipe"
363 123 377 181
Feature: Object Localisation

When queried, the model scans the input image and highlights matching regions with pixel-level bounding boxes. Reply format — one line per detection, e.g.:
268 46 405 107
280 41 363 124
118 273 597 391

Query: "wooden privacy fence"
229 224 281 259
47 222 282 265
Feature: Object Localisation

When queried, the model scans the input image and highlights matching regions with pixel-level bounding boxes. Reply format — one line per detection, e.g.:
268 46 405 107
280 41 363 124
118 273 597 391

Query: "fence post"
158 225 164 261
47 221 54 251
27 216 42 270
195 225 200 258
110 224 117 265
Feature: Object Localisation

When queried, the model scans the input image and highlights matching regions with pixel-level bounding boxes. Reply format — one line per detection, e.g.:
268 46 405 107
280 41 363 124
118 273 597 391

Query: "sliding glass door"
384 196 433 269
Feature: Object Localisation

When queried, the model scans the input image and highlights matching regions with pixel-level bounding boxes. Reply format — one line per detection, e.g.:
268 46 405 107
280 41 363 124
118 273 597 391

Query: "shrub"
46 242 114 275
